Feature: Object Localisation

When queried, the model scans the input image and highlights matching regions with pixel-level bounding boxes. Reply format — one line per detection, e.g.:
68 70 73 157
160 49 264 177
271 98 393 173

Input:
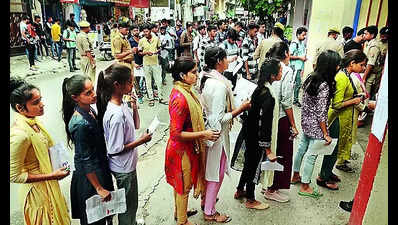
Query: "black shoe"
73 67 80 70
336 164 355 173
339 200 353 212
70 68 75 72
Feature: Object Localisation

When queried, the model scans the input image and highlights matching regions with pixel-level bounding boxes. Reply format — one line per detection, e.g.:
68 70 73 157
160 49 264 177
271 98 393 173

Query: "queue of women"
10 40 368 225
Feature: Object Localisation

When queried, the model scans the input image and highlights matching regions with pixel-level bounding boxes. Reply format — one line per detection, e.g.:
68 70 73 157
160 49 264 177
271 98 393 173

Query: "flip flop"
298 190 323 199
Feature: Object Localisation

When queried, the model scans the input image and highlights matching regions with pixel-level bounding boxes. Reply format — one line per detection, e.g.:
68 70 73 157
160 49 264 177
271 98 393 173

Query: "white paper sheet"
86 188 127 224
147 116 160 134
134 67 145 77
307 138 338 155
261 161 284 171
371 52 388 142
233 58 244 76
49 143 75 172
233 77 257 107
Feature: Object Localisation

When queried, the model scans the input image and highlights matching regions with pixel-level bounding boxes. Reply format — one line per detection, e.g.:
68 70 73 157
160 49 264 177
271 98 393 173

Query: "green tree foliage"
239 0 292 20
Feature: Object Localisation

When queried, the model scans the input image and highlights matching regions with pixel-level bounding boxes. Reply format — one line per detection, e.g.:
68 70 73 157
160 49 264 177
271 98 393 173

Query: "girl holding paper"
291 50 341 198
96 63 152 225
318 49 368 181
260 41 298 203
235 58 281 209
200 47 251 220
165 56 220 225
62 74 114 225
11 77 71 225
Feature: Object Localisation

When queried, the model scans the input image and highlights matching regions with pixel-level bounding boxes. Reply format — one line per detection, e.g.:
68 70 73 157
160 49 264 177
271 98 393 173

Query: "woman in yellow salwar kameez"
10 77 71 225
317 50 367 188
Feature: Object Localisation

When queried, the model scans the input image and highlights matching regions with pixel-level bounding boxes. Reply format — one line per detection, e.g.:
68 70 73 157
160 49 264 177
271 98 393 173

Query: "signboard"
236 7 244 15
371 52 388 142
151 7 170 21
194 6 204 17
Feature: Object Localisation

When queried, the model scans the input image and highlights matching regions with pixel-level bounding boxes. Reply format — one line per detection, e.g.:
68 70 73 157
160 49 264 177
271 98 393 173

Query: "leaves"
237 0 292 20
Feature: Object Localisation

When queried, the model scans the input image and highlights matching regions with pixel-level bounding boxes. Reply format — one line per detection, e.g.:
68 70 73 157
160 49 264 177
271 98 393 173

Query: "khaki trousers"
80 56 96 83
174 151 192 225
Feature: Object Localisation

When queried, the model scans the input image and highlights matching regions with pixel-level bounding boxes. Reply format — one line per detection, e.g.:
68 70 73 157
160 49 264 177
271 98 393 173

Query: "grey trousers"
112 170 138 225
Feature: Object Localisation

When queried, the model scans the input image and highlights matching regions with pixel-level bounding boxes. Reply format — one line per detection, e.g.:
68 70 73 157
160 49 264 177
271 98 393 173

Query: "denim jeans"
293 69 302 103
112 170 138 225
66 48 76 70
293 134 318 184
53 41 62 60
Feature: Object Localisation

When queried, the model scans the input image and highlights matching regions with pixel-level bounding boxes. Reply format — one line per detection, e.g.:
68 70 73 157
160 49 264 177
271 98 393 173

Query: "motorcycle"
99 41 113 61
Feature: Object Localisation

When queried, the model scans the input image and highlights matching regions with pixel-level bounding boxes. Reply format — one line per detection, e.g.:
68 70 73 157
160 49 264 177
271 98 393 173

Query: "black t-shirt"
344 39 363 53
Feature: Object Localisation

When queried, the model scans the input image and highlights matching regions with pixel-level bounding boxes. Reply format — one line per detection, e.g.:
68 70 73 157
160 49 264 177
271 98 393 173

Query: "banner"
129 0 150 8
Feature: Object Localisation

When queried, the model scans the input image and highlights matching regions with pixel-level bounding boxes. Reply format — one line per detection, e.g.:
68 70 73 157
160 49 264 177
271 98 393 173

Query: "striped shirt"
240 36 258 76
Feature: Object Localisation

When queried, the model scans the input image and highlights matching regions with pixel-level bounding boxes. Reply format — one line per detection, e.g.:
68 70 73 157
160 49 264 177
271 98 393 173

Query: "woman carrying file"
291 50 341 198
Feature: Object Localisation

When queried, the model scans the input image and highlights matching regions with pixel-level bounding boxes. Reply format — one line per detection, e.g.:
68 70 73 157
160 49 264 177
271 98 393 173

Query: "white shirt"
20 21 27 40
272 62 295 119
201 75 233 182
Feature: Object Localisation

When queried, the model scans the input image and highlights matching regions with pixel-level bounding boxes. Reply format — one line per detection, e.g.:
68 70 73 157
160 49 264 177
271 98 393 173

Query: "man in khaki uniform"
76 21 96 82
254 22 284 70
313 27 344 67
363 26 388 99
111 22 136 70
111 22 141 99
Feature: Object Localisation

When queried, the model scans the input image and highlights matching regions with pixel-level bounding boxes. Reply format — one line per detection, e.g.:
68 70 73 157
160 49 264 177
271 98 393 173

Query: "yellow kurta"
10 113 70 225
328 71 356 165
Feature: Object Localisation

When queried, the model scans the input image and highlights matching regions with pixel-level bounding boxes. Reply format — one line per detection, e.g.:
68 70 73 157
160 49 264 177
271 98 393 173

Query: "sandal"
291 175 302 184
245 200 269 210
234 190 246 199
298 190 323 199
330 173 341 182
148 99 155 107
174 209 198 221
316 179 339 190
204 211 232 223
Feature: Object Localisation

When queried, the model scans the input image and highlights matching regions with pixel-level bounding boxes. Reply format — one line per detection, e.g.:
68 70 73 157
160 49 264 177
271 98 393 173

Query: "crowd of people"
11 15 389 225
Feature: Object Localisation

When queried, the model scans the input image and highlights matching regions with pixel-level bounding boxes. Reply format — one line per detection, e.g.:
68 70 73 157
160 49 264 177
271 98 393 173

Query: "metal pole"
42 0 46 20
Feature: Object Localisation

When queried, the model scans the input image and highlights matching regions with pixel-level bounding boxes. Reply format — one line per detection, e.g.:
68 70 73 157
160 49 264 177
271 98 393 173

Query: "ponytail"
61 75 88 147
96 70 112 132
252 57 280 100
96 63 131 131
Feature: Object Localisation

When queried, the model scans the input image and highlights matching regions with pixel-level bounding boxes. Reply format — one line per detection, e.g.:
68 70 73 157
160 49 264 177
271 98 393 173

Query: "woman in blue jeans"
291 50 341 198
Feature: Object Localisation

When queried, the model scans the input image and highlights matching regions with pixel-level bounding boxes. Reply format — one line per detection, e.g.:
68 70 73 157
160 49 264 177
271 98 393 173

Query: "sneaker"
30 66 38 71
33 65 39 69
263 190 289 203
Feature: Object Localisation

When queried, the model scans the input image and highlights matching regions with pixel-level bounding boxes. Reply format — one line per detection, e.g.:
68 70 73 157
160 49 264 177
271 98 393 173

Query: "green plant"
284 25 293 41
238 0 292 20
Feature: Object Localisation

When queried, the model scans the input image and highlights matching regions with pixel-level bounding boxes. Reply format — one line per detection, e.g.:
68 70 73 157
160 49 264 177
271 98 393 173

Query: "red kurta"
165 89 199 195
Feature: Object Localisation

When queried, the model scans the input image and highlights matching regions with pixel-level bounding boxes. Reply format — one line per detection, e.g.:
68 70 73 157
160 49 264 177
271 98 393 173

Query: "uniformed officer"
363 25 388 99
76 21 96 82
111 22 141 101
313 27 344 68
111 22 137 70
